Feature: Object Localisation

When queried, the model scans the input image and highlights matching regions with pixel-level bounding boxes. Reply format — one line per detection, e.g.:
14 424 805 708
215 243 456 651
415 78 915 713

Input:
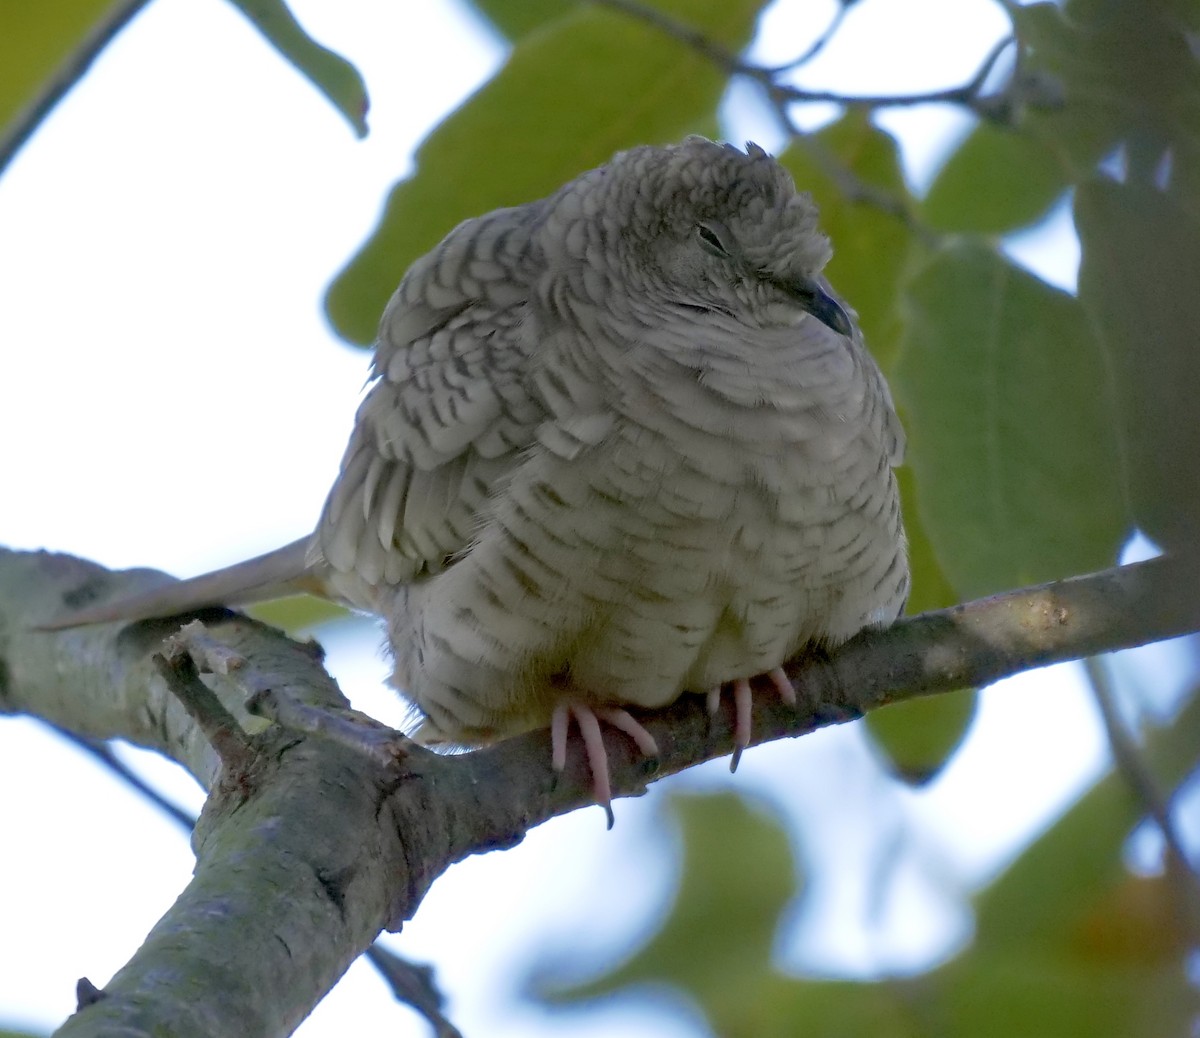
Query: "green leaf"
782 118 967 779
1012 0 1200 180
325 0 768 345
538 697 1200 1038
893 243 1126 599
866 467 978 782
1075 179 1200 554
923 122 1068 233
930 949 1194 1038
894 465 958 618
917 696 1200 1035
246 594 350 634
0 0 137 173
538 790 798 1023
228 0 368 138
465 0 572 41
778 113 920 369
865 688 977 785
973 685 1200 952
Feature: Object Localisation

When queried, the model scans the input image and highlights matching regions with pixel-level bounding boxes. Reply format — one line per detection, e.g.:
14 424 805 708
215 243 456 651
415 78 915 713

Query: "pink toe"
570 704 614 828
596 706 659 758
768 666 796 706
550 702 570 773
732 678 753 748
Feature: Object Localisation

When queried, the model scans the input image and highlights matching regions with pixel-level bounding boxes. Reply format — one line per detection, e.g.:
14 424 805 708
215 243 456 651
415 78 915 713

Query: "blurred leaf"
246 594 351 634
1075 179 1200 554
538 695 1200 1038
466 0 571 41
866 466 977 782
325 0 767 344
1070 872 1194 966
923 122 1067 233
540 790 799 1024
1013 0 1200 179
975 687 1200 948
865 689 977 785
0 0 137 171
779 113 920 368
929 951 1193 1038
0 1028 49 1038
228 0 368 138
936 689 1200 1038
894 465 957 617
893 242 1126 599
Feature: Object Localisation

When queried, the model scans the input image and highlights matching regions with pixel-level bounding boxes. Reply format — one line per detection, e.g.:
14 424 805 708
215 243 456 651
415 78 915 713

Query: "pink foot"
707 666 796 773
550 701 659 829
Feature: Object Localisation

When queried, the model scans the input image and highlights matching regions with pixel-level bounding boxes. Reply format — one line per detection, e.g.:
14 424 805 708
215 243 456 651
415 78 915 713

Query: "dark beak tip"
778 272 854 338
807 291 853 338
827 304 853 338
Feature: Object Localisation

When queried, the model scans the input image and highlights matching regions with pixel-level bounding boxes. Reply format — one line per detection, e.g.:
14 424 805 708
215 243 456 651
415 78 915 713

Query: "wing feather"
315 206 547 595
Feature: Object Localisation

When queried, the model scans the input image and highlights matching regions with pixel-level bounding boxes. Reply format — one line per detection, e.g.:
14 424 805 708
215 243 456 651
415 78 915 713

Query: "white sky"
0 1 1136 1035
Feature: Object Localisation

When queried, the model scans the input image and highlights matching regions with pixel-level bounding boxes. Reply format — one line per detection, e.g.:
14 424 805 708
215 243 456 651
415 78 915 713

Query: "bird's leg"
708 666 796 772
550 700 659 829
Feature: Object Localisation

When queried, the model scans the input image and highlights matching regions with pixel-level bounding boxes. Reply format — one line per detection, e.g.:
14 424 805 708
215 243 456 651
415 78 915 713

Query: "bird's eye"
696 223 731 258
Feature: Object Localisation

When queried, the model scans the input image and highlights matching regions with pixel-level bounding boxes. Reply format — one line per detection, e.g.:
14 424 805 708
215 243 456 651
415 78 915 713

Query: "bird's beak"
774 274 853 337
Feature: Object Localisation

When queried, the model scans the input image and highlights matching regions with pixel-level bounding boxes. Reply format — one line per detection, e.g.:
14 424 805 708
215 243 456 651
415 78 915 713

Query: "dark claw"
815 704 863 725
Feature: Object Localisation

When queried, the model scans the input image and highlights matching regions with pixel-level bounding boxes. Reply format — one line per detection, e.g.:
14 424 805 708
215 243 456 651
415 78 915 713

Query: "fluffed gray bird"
45 138 909 823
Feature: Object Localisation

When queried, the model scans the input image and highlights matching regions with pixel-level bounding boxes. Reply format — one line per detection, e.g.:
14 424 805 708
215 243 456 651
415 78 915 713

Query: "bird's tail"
37 537 320 630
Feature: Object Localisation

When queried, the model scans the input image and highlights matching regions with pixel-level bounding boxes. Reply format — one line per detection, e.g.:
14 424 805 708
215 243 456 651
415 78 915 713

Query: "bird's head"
540 136 852 338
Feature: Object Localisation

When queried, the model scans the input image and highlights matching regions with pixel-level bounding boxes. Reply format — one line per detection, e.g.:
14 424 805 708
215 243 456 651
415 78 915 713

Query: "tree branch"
1084 654 1200 921
1 547 1196 1037
588 0 1021 119
44 722 198 832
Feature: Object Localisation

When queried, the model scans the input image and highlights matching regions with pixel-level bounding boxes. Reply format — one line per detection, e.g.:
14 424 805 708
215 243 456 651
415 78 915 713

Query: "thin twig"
766 40 1014 114
164 621 248 677
764 0 855 74
151 650 256 773
0 0 153 178
366 945 463 1038
588 0 744 73
589 0 1019 119
1083 655 1200 903
45 722 196 833
246 685 415 770
75 977 106 1010
790 131 922 222
586 0 1012 234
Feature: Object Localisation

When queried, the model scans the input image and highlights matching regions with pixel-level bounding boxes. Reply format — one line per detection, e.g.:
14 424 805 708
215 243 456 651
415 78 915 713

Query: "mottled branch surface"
1 547 1196 1038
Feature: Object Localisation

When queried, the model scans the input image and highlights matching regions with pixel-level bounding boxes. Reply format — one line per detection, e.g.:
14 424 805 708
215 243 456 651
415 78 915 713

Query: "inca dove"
46 138 909 823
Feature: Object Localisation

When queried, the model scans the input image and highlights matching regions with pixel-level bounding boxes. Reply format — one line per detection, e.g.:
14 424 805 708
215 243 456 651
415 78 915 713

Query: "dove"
45 137 909 824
